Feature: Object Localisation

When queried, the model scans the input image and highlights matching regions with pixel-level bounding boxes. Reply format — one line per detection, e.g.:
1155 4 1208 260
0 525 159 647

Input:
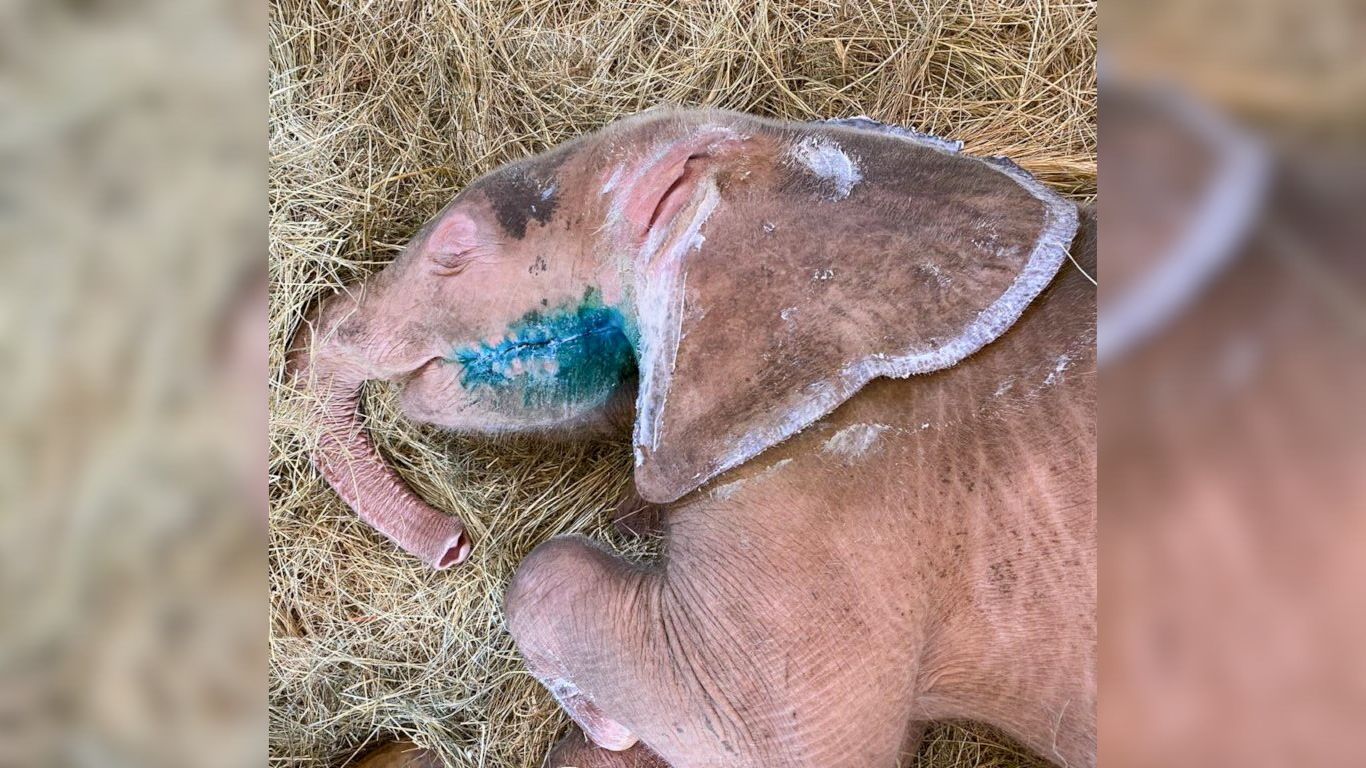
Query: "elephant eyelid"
431 248 477 273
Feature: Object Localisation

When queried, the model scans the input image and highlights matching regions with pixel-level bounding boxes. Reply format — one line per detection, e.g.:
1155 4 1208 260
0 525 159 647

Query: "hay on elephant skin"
268 0 1093 765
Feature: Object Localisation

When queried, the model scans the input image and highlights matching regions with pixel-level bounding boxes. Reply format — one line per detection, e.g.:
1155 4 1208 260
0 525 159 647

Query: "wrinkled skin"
506 212 1096 767
287 107 1095 765
289 108 1078 571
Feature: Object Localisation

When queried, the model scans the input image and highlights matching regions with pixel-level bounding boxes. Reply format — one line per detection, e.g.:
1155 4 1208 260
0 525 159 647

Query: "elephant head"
288 108 1078 568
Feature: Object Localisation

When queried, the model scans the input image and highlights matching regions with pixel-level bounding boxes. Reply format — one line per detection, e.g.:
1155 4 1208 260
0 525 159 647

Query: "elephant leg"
505 535 768 764
544 725 671 768
504 533 914 767
504 536 666 753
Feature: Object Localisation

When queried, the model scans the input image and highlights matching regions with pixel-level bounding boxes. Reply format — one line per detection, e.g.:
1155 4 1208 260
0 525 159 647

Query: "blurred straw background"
267 1 1095 765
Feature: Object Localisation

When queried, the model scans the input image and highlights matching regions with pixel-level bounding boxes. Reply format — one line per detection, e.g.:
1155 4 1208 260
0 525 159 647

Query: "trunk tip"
434 532 473 569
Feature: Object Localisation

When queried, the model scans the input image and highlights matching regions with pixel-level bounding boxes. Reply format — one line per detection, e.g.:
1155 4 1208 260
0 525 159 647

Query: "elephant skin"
287 108 1095 766
288 108 1078 570
505 208 1095 767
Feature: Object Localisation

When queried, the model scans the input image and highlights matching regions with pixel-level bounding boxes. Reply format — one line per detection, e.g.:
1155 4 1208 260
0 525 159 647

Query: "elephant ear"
628 115 1079 503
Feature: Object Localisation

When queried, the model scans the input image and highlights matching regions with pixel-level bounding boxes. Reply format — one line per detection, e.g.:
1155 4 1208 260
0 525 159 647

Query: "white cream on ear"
856 155 1077 379
789 135 863 200
626 112 1081 502
822 422 891 459
634 182 721 458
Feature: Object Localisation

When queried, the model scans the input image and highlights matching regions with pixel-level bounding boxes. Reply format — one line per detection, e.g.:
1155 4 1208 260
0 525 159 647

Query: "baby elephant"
290 108 1094 765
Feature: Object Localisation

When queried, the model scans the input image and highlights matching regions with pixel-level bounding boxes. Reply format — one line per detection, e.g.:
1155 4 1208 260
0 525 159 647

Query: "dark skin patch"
476 146 571 239
989 559 1017 596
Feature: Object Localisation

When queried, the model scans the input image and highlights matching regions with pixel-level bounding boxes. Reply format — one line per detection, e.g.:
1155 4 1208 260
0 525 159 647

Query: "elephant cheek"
398 361 474 427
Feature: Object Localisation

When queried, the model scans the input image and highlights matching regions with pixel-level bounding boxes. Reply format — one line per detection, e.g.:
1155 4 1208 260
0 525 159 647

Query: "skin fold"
286 107 1095 764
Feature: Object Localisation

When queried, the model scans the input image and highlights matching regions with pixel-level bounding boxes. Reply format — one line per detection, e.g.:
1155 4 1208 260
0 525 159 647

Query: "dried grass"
268 0 1093 765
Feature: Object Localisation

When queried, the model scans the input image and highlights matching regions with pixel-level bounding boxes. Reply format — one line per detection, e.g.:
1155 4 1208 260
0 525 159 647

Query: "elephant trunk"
289 292 470 569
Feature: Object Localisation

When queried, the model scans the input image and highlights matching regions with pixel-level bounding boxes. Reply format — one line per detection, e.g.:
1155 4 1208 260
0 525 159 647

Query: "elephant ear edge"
628 114 1080 504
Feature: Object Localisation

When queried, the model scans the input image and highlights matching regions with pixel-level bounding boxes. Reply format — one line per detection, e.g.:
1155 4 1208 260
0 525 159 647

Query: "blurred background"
1102 1 1365 767
0 0 1360 766
0 1 264 766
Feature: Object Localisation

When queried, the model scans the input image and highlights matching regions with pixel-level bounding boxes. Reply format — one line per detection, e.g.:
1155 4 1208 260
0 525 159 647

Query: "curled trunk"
289 298 469 569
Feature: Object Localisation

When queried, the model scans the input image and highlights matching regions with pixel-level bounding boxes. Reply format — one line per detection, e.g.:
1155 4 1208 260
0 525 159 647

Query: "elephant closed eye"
288 107 1076 568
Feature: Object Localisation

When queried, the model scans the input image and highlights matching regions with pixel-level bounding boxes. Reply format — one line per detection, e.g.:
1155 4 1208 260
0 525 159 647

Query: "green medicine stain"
449 288 635 411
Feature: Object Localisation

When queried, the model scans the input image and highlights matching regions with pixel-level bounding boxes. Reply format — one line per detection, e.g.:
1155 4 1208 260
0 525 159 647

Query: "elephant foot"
537 671 637 750
545 726 671 768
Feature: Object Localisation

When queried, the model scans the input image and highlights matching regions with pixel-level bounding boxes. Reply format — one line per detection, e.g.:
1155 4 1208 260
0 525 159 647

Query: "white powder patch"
762 221 776 234
822 423 890 458
634 184 721 456
599 164 625 196
710 458 793 501
779 306 797 322
545 677 578 702
540 183 557 200
1043 354 1072 386
813 268 835 281
790 136 862 199
993 377 1016 397
918 262 950 288
971 220 1024 263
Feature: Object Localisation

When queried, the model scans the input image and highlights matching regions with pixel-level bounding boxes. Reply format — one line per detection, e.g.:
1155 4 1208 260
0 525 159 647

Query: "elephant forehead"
475 144 574 239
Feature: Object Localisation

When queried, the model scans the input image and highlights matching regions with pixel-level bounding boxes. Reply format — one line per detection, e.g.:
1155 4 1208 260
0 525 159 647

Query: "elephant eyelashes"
430 248 477 275
425 211 483 274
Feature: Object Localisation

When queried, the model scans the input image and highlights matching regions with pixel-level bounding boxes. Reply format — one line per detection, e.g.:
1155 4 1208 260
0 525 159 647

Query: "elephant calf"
289 108 1095 767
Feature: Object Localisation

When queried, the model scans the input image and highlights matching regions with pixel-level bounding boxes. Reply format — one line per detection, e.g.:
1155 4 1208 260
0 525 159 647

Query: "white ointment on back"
789 135 862 200
822 422 890 459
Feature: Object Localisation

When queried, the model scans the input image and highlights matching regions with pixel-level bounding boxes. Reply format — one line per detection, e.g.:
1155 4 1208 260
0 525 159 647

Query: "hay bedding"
267 0 1094 765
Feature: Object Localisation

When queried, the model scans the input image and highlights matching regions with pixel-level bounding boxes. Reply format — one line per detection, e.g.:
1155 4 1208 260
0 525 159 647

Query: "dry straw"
268 0 1093 765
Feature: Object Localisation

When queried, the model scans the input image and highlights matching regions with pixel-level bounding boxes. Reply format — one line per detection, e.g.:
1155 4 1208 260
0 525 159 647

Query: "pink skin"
288 112 744 568
1102 87 1366 768
506 211 1097 767
288 108 1094 765
544 726 671 768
